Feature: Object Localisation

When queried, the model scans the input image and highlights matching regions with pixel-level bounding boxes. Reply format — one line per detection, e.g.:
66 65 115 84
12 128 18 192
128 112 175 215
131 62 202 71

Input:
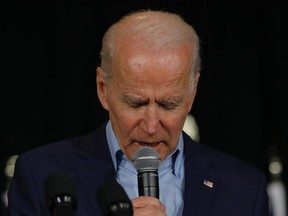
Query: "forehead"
113 43 193 79
108 46 193 100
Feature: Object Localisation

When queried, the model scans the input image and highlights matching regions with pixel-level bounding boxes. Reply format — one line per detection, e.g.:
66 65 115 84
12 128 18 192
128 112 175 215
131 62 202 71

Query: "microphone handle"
138 171 159 198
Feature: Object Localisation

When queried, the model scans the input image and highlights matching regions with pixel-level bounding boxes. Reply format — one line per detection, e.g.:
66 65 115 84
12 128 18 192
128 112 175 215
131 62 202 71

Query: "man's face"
97 45 199 160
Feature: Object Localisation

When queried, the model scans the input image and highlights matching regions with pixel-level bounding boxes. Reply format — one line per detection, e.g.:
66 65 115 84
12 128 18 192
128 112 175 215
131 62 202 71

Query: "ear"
96 67 109 111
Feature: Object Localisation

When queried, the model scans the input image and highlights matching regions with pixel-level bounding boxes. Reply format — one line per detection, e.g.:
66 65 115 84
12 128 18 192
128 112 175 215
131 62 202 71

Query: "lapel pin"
203 179 214 188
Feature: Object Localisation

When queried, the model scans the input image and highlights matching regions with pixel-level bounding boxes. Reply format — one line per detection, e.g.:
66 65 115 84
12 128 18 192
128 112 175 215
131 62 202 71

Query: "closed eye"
158 102 179 110
123 95 148 108
157 97 183 110
123 95 183 110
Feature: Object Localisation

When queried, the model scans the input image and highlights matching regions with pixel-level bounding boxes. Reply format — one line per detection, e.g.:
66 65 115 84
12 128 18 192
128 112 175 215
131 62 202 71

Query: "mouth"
136 141 162 147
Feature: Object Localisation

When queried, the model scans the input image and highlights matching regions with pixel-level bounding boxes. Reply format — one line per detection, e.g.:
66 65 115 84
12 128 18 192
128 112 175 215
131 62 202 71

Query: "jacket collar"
183 132 219 216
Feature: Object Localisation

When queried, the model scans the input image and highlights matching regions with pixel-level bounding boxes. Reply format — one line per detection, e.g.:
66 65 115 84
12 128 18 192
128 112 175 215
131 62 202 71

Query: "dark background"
1 0 287 211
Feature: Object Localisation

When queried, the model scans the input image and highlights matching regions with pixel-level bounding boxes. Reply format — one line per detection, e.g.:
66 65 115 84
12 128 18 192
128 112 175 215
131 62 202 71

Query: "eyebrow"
123 95 149 104
123 95 183 105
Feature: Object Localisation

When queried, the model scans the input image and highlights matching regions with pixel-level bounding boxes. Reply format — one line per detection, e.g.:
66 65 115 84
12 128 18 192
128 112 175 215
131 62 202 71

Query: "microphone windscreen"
44 172 77 213
97 181 133 216
132 146 161 172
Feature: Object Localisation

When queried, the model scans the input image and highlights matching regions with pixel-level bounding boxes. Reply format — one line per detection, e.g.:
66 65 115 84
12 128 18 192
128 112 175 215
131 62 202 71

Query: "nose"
140 106 160 135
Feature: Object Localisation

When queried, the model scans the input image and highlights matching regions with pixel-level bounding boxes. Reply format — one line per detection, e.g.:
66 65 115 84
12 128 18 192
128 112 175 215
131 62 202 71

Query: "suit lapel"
182 133 219 216
74 160 116 215
72 124 117 215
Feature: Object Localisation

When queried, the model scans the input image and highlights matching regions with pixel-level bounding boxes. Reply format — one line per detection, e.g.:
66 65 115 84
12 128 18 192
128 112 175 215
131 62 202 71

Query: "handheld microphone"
97 181 133 216
132 146 161 198
44 172 77 216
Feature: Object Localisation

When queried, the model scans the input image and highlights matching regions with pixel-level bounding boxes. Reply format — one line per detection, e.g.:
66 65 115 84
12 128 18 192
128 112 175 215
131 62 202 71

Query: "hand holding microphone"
96 146 163 216
131 147 167 215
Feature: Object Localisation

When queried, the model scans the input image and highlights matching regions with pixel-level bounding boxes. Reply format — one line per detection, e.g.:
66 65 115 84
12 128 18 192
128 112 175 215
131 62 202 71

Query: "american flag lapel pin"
203 179 214 188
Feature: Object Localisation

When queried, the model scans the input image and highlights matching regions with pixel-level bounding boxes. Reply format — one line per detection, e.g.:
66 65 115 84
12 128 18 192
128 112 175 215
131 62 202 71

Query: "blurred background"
1 0 287 215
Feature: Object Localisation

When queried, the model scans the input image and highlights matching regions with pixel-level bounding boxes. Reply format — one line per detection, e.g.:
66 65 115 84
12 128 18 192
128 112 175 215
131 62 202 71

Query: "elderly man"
5 10 269 216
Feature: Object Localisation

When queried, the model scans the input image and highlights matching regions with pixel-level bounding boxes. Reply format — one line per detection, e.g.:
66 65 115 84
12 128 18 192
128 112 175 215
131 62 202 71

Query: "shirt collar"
159 135 183 176
106 121 121 171
106 120 184 176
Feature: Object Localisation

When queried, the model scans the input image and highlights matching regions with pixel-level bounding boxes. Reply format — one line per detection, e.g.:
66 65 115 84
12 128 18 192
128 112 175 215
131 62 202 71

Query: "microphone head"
97 181 133 216
132 147 161 198
44 172 77 215
132 146 161 172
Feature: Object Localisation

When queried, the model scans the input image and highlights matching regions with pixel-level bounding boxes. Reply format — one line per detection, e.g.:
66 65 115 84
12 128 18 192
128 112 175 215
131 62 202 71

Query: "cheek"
161 110 190 139
167 114 187 132
109 106 139 134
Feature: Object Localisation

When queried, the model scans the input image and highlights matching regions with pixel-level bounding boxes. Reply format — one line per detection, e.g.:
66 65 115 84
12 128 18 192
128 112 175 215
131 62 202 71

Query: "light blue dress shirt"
106 121 185 216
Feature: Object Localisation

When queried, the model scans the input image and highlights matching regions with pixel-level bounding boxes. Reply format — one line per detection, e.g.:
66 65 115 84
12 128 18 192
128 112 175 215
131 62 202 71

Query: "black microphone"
97 181 133 216
44 172 77 216
132 146 161 198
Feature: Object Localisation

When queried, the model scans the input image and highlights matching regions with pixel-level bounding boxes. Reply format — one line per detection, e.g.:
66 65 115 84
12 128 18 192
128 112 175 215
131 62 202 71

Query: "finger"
131 196 166 213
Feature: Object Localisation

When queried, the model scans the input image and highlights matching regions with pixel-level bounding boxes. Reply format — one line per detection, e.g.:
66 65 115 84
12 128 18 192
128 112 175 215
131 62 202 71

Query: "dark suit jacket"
5 123 270 216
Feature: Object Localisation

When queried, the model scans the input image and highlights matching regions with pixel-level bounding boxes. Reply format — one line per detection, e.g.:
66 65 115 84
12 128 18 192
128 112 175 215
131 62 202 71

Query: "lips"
136 141 162 147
